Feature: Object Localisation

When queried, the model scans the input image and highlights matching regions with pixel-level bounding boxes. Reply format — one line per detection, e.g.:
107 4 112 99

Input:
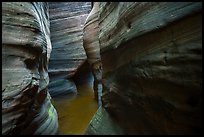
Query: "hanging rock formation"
86 2 202 134
48 2 91 97
2 2 58 135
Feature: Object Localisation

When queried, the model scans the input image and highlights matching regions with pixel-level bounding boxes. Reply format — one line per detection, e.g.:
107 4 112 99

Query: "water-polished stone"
2 2 58 135
87 2 202 134
48 2 91 97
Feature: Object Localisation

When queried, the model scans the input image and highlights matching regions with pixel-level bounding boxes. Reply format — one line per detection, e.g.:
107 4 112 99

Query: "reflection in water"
52 71 98 135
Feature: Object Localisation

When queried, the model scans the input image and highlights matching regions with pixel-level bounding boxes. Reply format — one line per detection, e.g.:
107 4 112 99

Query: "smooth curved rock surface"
2 2 58 135
83 2 103 101
48 79 77 97
83 2 101 65
87 2 202 135
48 2 91 96
99 2 202 54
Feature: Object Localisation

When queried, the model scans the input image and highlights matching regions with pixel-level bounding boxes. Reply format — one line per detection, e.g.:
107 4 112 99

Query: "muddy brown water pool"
52 72 98 135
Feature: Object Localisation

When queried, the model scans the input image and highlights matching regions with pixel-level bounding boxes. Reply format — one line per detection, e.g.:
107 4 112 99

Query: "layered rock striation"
83 2 103 102
48 2 91 97
86 2 202 134
2 2 58 135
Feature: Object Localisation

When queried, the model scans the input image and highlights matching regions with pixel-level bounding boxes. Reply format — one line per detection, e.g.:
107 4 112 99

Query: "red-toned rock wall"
83 2 103 101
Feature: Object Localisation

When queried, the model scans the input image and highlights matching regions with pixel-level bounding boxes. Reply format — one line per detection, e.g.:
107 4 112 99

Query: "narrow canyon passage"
47 3 99 134
51 65 98 135
52 83 97 135
2 2 202 135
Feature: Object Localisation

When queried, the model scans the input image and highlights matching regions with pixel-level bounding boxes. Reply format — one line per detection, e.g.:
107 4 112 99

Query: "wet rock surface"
2 2 58 135
85 106 125 135
48 79 77 97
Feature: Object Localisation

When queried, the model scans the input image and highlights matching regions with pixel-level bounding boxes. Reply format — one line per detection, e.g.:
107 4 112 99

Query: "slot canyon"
2 2 202 135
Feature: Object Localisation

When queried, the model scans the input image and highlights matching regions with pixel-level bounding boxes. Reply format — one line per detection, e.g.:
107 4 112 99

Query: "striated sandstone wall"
2 2 58 135
83 2 103 102
48 2 91 97
86 2 202 134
